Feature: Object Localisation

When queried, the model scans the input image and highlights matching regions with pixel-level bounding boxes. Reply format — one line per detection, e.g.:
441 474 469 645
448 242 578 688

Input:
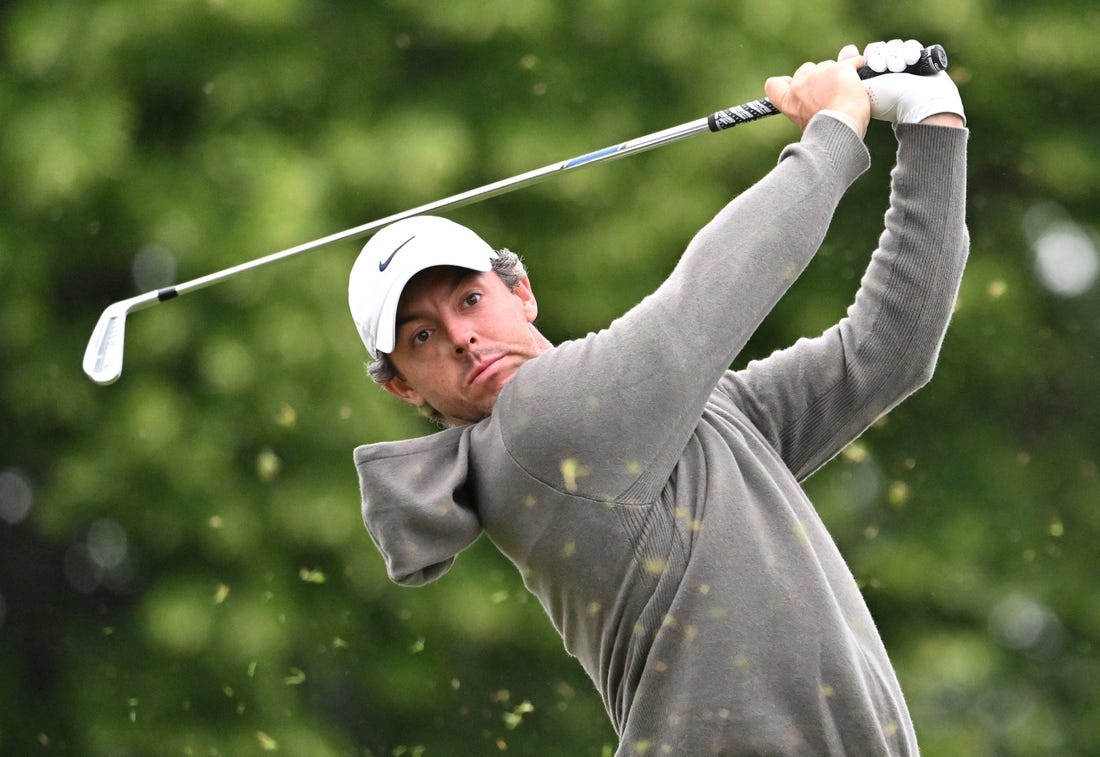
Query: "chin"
442 400 496 427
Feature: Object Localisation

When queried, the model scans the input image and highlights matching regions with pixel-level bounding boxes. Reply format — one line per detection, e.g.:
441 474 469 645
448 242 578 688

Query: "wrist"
919 112 965 128
818 109 866 139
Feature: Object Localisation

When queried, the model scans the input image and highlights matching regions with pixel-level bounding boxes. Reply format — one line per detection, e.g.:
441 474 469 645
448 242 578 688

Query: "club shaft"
84 44 948 385
161 106 769 301
119 45 950 304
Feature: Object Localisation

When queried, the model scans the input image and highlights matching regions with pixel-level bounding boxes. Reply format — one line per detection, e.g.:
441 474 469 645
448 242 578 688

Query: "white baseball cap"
348 215 498 358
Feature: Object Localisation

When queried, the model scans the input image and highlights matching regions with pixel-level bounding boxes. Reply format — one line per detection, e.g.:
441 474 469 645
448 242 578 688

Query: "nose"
453 333 477 355
440 315 477 356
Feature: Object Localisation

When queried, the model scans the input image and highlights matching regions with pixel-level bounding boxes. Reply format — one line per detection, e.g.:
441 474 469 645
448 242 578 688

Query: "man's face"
381 266 549 425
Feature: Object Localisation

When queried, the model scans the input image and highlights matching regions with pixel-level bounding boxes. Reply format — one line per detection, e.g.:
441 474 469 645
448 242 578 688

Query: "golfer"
349 39 968 755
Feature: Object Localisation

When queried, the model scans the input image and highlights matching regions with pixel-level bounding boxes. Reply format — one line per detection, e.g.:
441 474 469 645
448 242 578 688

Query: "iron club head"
83 300 131 385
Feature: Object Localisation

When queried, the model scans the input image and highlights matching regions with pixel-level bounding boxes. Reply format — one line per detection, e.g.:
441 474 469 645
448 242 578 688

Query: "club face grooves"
83 306 127 385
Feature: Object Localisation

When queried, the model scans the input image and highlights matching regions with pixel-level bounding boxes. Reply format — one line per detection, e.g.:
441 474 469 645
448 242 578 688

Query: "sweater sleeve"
720 122 969 481
496 115 871 503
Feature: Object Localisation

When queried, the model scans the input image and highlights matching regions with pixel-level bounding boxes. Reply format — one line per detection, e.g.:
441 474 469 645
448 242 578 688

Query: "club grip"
857 44 947 80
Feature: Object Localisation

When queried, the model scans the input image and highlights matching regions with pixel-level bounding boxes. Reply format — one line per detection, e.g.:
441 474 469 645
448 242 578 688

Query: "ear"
513 275 539 323
383 374 424 407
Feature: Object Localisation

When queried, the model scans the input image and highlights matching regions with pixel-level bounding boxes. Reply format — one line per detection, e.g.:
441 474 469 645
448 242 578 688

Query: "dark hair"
366 249 528 423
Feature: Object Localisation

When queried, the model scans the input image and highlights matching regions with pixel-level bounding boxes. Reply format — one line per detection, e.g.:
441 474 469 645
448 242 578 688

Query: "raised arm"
497 58 874 501
723 47 969 480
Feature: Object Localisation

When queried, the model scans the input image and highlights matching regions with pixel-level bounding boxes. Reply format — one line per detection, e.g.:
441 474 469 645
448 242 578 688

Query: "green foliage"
2 1 1099 754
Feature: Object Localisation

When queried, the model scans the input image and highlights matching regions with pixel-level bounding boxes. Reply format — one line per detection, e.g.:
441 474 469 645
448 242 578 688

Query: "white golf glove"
838 39 966 125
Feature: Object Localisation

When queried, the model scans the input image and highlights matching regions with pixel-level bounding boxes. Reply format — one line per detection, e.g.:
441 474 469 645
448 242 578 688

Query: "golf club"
83 45 947 385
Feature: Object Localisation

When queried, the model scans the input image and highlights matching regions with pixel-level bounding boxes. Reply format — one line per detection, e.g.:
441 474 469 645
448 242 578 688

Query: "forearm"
654 115 870 374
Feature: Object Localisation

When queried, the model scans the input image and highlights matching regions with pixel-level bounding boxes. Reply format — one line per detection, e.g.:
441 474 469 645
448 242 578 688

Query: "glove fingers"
885 39 908 72
863 41 887 73
865 38 925 72
902 39 922 65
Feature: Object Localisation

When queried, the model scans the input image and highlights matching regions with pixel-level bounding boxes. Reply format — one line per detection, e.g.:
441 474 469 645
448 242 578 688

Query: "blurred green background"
2 1 1098 754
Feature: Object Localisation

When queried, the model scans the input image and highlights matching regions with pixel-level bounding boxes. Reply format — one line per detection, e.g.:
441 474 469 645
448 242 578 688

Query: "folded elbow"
903 350 942 395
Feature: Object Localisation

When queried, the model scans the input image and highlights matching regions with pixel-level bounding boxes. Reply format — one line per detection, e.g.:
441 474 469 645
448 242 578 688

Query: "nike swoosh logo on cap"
378 235 416 272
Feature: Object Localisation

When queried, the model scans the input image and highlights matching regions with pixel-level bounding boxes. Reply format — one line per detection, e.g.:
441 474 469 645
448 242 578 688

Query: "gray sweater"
354 115 969 755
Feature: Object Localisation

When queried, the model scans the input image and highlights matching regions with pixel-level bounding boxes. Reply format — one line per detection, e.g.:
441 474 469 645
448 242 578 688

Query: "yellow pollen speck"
682 625 697 646
633 740 652 755
842 441 870 463
560 458 589 492
709 606 728 619
888 481 910 509
653 660 668 672
885 721 899 736
674 507 689 520
587 601 602 616
690 519 703 532
732 654 750 669
276 402 297 428
987 279 1008 298
793 521 810 544
662 613 678 628
626 460 642 475
821 684 836 698
643 556 667 575
698 583 711 595
562 540 576 558
214 583 230 604
523 495 537 508
298 567 327 584
634 623 647 637
1050 517 1064 537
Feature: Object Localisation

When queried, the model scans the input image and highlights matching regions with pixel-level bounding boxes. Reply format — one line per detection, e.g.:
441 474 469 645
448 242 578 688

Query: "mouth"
468 354 505 387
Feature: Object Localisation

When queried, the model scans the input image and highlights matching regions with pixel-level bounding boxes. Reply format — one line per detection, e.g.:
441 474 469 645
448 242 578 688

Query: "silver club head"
82 289 165 385
83 300 131 385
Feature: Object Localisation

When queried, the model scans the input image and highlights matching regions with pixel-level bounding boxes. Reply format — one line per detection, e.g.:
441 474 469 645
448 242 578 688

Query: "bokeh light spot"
132 244 178 291
1025 203 1098 297
0 469 34 524
87 518 129 570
